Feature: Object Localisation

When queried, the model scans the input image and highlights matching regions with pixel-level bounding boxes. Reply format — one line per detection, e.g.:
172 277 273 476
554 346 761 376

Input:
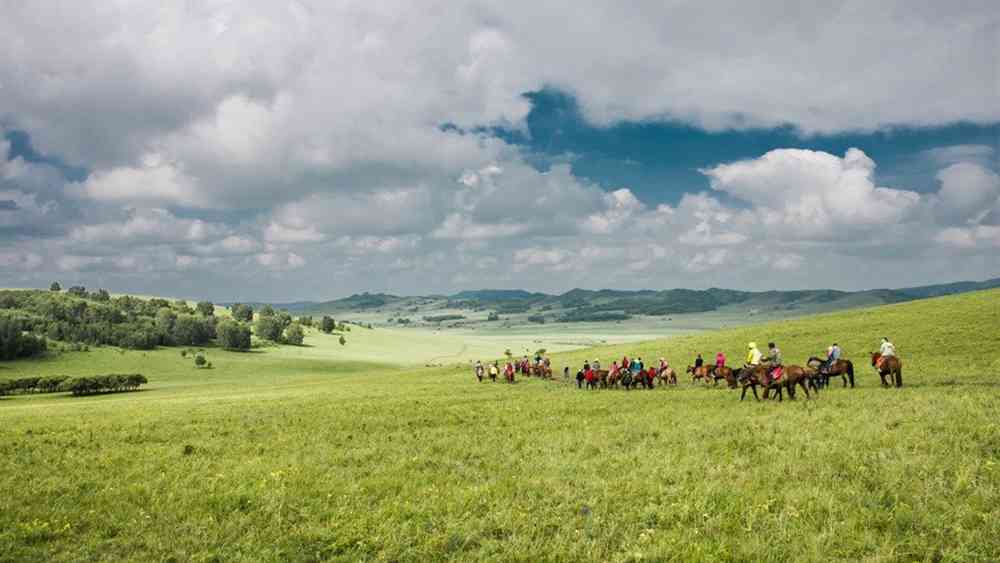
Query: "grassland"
1 290 998 561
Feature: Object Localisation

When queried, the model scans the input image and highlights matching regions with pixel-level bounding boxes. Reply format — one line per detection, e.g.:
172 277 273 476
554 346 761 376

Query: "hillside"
1 289 998 560
264 278 1000 331
554 287 1000 385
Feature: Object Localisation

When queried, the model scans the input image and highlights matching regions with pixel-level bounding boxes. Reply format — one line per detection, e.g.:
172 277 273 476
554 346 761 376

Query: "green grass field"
1 290 999 561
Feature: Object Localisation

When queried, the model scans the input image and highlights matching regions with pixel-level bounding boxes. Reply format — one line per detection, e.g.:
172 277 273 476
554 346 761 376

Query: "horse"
687 365 712 385
708 365 738 389
656 366 677 386
806 357 855 388
871 353 902 387
575 369 585 389
775 365 817 400
736 363 813 401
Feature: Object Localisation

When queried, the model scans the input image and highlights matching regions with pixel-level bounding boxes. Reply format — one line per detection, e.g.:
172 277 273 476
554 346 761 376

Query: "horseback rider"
694 353 704 370
876 337 896 371
592 358 601 371
766 342 783 382
821 342 841 373
715 351 725 371
745 342 762 367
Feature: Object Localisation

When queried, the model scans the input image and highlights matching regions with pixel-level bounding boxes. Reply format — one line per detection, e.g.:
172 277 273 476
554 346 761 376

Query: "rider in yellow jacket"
746 342 762 366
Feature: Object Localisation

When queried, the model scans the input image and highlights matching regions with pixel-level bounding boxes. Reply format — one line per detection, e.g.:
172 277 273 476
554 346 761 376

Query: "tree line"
0 287 323 354
0 374 148 396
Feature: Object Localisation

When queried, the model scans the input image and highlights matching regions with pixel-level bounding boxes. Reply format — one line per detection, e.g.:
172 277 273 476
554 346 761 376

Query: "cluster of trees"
423 314 465 323
229 303 254 322
61 374 148 395
0 317 48 360
253 307 305 345
0 374 146 396
557 309 631 322
0 289 222 350
0 376 69 395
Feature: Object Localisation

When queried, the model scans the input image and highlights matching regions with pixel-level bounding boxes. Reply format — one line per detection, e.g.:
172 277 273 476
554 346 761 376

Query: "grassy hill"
277 278 1000 335
0 290 997 561
554 287 1000 385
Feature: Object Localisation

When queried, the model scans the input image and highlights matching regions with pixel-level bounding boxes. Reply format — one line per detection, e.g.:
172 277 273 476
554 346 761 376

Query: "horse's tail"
846 360 855 388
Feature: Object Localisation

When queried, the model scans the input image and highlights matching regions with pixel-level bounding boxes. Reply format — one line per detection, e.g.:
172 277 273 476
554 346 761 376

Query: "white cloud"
933 163 1000 225
703 148 921 237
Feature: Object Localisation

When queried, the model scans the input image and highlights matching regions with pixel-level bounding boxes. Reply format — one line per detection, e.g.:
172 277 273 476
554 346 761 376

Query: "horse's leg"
752 384 760 401
740 386 747 401
800 380 810 399
895 367 902 388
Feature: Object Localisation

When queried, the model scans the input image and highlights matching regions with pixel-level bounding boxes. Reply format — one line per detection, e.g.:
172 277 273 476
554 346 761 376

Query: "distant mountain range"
234 277 1000 322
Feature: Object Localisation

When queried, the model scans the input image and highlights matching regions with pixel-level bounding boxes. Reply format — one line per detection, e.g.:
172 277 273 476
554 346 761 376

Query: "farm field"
1 290 999 561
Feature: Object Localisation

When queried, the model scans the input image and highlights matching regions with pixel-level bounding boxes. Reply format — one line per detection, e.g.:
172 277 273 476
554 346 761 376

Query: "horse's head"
685 365 695 374
870 352 881 366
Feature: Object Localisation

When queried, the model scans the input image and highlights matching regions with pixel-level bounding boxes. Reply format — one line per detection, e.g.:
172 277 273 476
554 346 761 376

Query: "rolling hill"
246 276 1000 325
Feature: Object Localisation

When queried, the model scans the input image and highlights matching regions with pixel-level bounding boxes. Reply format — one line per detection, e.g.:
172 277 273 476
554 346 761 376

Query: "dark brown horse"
806 357 855 388
736 364 814 401
871 353 902 387
708 365 738 389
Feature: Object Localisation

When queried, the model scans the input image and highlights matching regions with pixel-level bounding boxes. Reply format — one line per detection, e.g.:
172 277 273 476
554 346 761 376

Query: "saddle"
770 366 783 382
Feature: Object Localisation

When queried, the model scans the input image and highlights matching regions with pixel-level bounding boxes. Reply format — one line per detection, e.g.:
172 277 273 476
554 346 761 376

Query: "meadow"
1 290 998 561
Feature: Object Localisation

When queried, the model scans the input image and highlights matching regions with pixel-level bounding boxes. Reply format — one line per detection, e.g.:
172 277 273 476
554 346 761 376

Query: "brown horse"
708 365 738 389
687 365 712 385
806 357 855 388
532 364 553 379
871 353 902 387
736 364 814 401
657 367 677 386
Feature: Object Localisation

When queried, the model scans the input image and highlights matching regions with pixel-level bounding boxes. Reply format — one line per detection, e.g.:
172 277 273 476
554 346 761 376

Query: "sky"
1 1 998 301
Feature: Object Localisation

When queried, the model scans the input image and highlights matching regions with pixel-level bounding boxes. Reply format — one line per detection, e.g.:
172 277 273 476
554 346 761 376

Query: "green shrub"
194 353 207 368
284 322 305 346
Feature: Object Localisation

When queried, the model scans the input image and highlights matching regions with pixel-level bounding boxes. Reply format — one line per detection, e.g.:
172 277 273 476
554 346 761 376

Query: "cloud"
0 3 997 298
702 148 921 237
933 162 1000 225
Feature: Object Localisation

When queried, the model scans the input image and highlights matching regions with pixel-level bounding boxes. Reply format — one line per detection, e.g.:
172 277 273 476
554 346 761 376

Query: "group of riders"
472 337 903 399
473 353 553 383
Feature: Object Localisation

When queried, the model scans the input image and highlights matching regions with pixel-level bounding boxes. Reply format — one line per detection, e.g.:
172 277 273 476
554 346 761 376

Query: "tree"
216 319 251 351
487 311 500 321
93 289 111 302
284 322 305 345
339 335 346 346
194 353 207 368
231 303 254 322
254 315 283 342
49 282 61 292
298 316 313 327
196 301 215 316
174 299 194 314
320 316 336 333
173 314 213 346
0 318 47 360
259 304 275 317
67 285 87 297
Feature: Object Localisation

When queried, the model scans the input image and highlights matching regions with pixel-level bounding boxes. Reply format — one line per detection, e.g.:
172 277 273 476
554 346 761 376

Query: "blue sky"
496 90 999 206
1 2 998 300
